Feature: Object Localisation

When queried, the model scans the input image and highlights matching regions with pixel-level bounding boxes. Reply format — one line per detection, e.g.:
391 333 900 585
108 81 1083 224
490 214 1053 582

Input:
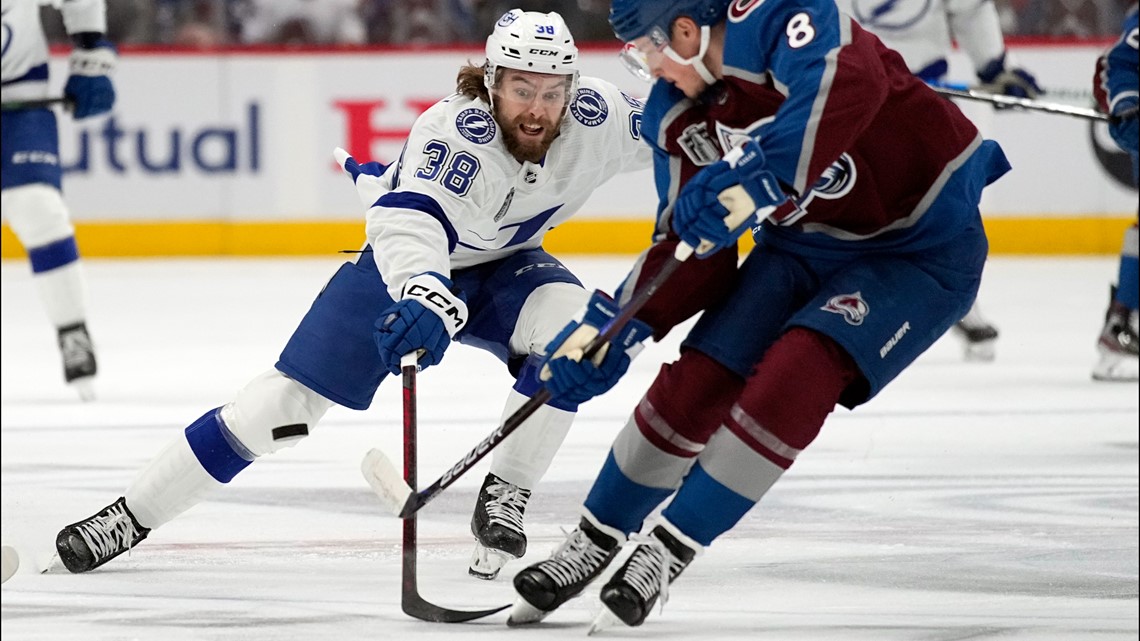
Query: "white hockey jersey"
360 76 651 300
1 0 107 101
834 0 1006 77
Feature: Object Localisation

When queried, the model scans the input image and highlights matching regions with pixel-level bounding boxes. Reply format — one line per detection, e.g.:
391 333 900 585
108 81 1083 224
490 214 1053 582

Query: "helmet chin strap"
669 25 716 85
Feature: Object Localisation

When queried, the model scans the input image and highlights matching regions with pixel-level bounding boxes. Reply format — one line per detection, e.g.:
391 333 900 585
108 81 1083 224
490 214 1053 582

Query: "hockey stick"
929 85 1124 123
394 352 509 623
0 97 74 111
362 241 701 520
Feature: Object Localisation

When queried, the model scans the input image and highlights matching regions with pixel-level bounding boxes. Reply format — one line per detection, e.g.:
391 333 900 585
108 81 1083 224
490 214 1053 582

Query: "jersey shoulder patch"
570 87 610 127
454 107 496 144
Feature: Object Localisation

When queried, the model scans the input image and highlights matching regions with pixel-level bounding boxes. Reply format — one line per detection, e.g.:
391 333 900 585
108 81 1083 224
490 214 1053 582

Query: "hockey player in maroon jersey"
508 0 1011 629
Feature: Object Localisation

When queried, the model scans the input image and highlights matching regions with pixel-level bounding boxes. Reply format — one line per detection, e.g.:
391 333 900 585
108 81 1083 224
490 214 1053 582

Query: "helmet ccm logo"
528 48 559 56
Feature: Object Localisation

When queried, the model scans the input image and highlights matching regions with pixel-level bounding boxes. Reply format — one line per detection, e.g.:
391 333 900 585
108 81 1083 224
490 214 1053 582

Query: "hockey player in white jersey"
834 0 1043 362
52 9 652 579
2 0 118 399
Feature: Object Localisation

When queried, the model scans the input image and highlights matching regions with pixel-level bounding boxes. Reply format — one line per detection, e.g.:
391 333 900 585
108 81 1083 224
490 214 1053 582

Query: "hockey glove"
673 140 786 258
64 36 116 119
977 52 1042 101
539 290 653 406
374 272 468 375
1108 97 1139 154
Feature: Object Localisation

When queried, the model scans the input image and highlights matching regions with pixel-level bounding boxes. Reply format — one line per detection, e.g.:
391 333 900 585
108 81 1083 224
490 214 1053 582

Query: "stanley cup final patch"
821 291 869 326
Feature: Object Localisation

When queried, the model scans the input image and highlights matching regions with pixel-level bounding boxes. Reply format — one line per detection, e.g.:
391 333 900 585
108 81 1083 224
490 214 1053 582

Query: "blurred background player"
1092 2 1139 381
1 0 118 400
50 9 652 582
834 0 1043 361
508 0 1009 628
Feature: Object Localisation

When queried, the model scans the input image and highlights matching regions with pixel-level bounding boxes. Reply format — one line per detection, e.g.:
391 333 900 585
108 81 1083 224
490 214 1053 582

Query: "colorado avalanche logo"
728 0 768 22
822 292 869 326
851 0 933 31
455 108 496 144
810 153 856 200
570 88 609 127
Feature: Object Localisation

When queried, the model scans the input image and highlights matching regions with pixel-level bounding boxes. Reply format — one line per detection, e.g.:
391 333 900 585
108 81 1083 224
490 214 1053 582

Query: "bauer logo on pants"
822 292 869 326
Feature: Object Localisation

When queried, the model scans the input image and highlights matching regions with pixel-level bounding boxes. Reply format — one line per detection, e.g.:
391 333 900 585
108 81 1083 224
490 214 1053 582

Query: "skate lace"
75 504 140 562
60 329 93 368
536 528 611 588
620 533 688 611
484 479 530 535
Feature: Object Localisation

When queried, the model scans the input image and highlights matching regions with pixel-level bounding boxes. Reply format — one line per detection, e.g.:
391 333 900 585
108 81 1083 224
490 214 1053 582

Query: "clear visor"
491 70 576 111
619 25 714 84
618 25 672 83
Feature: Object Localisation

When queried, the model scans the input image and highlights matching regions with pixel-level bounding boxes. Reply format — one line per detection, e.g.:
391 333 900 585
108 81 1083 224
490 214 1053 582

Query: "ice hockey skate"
1092 292 1139 381
55 497 150 573
590 522 700 632
58 322 97 401
952 304 998 362
469 473 532 580
508 514 624 626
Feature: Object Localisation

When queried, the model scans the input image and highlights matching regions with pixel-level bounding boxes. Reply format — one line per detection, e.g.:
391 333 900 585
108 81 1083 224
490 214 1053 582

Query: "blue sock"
584 451 675 535
1115 226 1138 310
184 407 255 483
661 462 757 547
28 236 79 273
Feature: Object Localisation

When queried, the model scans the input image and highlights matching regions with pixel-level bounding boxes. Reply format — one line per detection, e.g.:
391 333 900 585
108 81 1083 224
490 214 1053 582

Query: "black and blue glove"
1109 97 1139 154
374 272 468 375
672 140 787 257
977 52 1042 100
539 290 653 406
64 36 117 119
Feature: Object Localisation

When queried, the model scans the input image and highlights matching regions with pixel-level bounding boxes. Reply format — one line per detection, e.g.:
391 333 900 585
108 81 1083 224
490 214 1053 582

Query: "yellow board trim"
2 216 1135 259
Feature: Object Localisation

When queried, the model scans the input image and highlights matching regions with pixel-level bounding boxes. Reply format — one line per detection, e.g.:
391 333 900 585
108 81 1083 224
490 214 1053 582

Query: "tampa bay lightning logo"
455 108 496 144
570 88 609 127
851 0 933 31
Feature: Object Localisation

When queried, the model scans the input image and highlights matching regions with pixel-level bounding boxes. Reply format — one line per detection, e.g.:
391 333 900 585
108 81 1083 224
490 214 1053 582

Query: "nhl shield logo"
822 291 869 326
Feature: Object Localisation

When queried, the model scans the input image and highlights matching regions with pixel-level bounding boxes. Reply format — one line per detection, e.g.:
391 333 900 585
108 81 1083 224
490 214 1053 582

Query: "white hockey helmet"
484 9 580 95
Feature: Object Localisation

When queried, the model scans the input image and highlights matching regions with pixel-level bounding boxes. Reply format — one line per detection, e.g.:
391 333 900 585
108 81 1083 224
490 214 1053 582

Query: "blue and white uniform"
2 0 113 398
119 76 650 534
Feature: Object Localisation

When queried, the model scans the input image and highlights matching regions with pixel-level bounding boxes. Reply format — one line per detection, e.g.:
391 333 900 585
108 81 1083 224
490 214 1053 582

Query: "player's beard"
498 112 561 164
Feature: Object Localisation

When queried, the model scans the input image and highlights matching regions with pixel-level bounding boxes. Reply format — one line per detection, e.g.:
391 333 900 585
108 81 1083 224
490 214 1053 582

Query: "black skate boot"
469 473 532 580
952 304 998 362
593 522 700 631
508 515 625 626
1093 288 1139 381
56 497 150 573
58 322 97 401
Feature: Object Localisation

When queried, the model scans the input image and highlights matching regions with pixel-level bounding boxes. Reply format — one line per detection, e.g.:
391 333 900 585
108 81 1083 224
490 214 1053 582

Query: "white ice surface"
2 256 1137 640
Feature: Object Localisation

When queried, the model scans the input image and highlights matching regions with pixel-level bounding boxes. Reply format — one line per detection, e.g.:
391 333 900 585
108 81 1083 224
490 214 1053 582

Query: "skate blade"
963 340 996 362
39 553 67 574
506 596 550 626
469 544 511 581
1091 357 1140 381
70 377 96 402
1 546 19 584
587 607 621 636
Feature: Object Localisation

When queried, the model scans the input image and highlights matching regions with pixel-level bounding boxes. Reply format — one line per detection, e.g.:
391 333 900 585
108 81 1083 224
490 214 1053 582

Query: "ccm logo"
528 48 558 56
407 284 465 328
